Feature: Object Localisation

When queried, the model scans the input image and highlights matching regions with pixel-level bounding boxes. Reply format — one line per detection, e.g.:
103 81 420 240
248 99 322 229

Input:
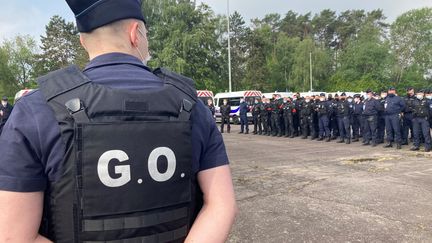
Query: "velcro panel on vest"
77 121 192 241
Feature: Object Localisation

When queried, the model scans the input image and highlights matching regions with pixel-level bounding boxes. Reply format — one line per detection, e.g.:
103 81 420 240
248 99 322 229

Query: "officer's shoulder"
153 68 196 98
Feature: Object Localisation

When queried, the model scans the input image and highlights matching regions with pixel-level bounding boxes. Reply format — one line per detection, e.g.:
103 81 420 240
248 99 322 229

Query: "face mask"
381 94 387 98
223 102 227 105
305 99 310 103
320 98 325 102
1 101 6 106
293 97 297 101
427 96 432 100
416 95 424 100
137 28 151 65
283 100 287 103
348 98 353 103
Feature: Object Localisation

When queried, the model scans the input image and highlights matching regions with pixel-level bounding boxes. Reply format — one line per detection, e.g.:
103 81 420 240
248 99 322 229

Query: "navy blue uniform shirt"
362 98 381 116
0 53 229 192
384 94 405 115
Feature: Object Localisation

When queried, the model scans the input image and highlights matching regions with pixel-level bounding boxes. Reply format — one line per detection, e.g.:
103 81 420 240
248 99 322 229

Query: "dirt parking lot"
224 125 432 243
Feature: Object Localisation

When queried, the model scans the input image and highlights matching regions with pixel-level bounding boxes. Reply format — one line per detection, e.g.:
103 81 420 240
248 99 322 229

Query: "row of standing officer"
246 88 432 152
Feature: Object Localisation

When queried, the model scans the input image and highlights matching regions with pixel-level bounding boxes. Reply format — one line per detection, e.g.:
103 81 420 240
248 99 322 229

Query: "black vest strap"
38 65 92 102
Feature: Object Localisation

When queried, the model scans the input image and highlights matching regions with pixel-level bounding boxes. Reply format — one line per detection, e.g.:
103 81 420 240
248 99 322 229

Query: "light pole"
309 52 313 92
227 0 232 92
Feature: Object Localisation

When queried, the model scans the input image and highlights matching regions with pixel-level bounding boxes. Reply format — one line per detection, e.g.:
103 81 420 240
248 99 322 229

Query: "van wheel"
233 116 239 125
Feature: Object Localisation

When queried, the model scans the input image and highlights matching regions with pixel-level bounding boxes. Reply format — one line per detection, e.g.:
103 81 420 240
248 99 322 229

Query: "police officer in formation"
336 92 352 144
411 89 432 152
220 98 232 133
316 93 331 141
383 87 405 149
0 2 237 242
240 88 432 153
271 94 283 137
239 98 249 134
351 94 364 142
403 87 416 145
0 96 13 134
282 97 296 137
252 98 263 135
300 95 316 139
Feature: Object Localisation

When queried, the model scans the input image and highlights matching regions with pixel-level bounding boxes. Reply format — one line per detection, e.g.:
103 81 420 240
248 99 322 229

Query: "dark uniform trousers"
318 114 330 138
283 113 294 137
221 116 231 133
240 114 249 133
402 112 414 143
385 114 402 143
377 114 386 143
337 116 351 140
352 114 363 139
413 117 431 149
253 114 262 134
262 112 269 135
301 115 316 138
271 112 282 136
364 115 378 144
330 114 339 138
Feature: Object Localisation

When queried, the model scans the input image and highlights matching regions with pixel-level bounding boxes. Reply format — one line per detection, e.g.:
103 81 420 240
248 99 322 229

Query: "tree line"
0 0 431 98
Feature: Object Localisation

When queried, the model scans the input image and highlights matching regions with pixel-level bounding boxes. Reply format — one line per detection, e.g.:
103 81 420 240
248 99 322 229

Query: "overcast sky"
1 0 431 42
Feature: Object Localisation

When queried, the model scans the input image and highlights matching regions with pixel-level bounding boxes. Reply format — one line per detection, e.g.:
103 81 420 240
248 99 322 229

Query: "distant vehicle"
299 91 327 97
214 90 262 124
197 90 214 104
262 92 293 99
14 89 35 103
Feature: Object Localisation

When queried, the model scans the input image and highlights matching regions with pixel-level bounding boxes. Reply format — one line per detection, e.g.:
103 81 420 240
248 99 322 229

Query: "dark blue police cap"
66 0 146 32
340 92 346 96
388 86 396 91
320 93 325 97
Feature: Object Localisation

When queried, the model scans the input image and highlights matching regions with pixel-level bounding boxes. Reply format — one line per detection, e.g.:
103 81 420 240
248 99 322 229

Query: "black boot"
396 143 402 150
326 137 331 142
410 146 419 151
383 142 393 148
318 137 324 141
345 139 351 144
337 139 345 143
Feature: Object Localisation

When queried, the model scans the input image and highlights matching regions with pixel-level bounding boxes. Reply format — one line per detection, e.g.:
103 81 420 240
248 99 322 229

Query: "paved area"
224 125 432 243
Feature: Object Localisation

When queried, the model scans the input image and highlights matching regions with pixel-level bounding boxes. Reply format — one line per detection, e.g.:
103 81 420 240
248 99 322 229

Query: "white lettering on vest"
148 147 176 182
97 150 131 187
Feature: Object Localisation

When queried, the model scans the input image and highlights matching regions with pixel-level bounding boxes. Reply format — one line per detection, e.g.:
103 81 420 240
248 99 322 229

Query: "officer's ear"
129 21 140 48
79 35 87 52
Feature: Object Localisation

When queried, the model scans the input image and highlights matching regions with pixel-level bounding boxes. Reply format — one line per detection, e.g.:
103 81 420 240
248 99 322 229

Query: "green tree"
35 15 87 76
2 35 38 90
390 7 432 84
142 0 225 91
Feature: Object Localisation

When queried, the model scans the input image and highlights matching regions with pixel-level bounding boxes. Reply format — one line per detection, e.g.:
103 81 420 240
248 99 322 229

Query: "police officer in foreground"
220 98 231 133
0 96 13 134
300 95 315 139
282 97 295 138
0 1 237 242
362 89 381 146
411 89 432 152
271 94 283 137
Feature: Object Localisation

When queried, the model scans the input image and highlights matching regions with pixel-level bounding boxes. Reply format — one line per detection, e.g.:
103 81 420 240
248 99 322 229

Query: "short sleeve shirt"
0 53 229 192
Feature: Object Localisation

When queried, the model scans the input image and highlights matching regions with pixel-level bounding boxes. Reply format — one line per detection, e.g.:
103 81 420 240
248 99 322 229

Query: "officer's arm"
0 191 52 243
185 165 237 243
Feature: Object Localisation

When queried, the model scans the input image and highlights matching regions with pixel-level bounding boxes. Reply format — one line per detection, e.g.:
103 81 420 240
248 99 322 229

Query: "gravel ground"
224 125 432 243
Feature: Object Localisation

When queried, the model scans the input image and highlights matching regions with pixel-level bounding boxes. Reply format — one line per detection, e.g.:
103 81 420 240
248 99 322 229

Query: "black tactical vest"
413 99 430 118
37 65 202 243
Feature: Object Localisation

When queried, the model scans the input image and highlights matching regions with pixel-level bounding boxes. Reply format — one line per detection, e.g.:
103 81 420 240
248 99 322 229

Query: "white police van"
262 92 293 99
214 90 262 124
14 89 35 103
197 90 214 104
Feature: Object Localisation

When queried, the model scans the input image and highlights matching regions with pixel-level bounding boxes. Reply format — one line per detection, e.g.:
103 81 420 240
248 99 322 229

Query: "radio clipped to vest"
37 65 201 243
